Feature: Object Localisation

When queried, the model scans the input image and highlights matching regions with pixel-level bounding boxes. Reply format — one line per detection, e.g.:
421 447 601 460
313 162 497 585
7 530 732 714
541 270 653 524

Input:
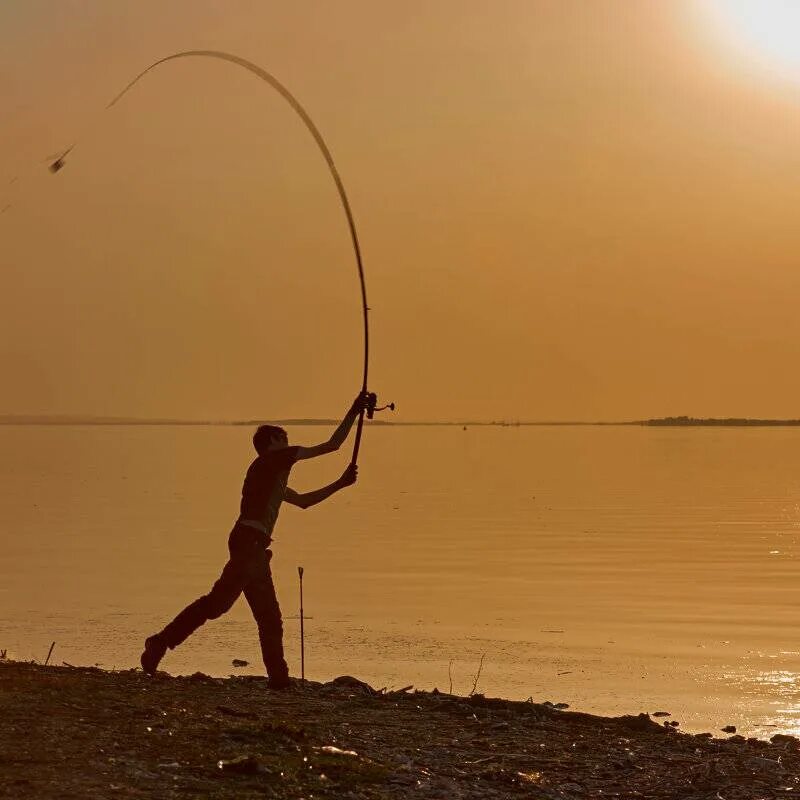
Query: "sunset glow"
704 0 800 78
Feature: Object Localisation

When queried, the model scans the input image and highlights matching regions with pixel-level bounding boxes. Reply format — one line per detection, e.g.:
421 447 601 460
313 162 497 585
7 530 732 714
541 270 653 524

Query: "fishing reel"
366 392 395 420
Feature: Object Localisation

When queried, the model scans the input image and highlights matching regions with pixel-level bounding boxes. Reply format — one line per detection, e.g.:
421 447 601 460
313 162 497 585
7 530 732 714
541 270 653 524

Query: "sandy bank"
1 660 798 799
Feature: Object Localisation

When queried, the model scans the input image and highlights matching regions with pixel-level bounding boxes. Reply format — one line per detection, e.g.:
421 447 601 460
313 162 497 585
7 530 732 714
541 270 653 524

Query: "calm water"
2 424 800 736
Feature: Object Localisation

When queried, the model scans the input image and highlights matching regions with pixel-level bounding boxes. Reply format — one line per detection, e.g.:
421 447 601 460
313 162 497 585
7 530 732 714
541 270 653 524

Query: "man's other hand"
339 463 358 487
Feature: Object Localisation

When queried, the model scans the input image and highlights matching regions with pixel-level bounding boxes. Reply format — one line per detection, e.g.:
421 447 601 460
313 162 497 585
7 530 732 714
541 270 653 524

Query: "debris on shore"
2 660 799 798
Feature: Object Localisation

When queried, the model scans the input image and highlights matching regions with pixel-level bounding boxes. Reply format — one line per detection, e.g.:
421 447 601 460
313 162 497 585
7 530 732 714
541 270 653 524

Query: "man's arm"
294 392 369 461
284 464 358 509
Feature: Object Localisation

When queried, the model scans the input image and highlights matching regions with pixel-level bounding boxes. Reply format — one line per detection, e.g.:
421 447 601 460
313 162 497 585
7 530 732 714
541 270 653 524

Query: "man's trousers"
159 523 289 684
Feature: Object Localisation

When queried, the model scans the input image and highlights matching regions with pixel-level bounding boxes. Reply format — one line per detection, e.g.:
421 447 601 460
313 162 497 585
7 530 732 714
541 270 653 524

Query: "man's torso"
238 447 299 538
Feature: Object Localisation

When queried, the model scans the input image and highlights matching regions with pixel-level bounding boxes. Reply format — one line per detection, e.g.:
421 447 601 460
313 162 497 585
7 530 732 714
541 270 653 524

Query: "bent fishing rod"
48 50 394 463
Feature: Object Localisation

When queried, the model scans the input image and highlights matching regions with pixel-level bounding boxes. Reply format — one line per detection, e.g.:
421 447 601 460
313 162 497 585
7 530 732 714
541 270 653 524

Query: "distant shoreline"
636 416 800 427
3 415 800 427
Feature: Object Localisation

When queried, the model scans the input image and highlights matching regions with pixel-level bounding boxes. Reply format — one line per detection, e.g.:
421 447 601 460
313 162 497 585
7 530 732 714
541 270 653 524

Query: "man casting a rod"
141 392 370 688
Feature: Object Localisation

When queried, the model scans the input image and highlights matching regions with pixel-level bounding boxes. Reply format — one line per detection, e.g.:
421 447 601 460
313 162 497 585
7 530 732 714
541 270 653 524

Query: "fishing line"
48 50 394 462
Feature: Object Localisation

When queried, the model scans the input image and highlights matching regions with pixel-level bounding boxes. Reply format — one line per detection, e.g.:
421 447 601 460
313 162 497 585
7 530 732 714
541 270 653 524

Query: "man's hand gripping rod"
351 391 394 467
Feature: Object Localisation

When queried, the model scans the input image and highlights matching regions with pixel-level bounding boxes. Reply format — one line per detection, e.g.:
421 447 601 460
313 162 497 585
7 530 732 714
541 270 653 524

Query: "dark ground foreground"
2 660 799 799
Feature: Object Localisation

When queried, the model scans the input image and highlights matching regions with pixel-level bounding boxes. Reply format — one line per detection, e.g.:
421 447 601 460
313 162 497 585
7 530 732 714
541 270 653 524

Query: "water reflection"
754 670 798 686
723 666 800 737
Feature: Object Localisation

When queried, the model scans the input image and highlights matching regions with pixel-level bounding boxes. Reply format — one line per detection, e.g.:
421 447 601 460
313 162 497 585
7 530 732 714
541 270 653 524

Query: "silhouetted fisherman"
140 392 369 687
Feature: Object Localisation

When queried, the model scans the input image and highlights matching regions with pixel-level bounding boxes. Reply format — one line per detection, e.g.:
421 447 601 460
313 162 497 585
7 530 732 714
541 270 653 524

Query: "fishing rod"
48 50 394 463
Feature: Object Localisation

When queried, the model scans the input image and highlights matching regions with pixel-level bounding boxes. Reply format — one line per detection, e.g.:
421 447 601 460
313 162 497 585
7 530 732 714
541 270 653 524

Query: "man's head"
253 425 288 455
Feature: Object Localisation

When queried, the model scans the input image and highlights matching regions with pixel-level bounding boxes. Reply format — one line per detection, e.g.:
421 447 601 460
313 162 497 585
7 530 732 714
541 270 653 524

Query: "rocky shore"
2 659 799 799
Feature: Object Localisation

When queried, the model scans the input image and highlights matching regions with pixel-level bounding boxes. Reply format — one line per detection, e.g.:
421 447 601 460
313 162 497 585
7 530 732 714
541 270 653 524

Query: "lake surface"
2 424 800 736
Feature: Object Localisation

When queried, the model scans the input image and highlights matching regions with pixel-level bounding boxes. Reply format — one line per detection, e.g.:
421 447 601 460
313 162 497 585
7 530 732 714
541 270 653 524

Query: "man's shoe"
140 634 167 675
267 675 292 690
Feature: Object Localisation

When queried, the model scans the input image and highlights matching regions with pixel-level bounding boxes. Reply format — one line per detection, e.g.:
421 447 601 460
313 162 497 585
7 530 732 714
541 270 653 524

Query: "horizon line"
3 414 800 427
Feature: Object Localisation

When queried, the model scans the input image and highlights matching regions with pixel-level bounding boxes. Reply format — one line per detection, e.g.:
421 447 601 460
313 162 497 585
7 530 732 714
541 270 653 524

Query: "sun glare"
704 0 800 80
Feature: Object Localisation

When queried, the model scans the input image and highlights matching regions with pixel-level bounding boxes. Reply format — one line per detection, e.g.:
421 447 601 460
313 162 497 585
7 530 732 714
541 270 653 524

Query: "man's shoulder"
246 447 299 472
274 445 300 468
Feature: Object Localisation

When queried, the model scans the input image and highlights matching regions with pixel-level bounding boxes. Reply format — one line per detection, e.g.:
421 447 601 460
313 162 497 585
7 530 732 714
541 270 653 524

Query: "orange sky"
1 1 799 421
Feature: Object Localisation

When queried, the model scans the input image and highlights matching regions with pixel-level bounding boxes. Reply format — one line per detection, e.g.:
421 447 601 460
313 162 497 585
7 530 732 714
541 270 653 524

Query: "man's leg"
141 555 247 674
243 550 290 688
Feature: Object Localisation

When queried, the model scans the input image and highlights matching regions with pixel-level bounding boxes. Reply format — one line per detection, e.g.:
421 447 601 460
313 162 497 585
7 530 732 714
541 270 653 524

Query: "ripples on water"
1 424 799 735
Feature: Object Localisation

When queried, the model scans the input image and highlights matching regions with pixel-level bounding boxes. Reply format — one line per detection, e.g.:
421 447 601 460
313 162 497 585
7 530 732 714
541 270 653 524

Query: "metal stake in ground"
298 566 305 683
